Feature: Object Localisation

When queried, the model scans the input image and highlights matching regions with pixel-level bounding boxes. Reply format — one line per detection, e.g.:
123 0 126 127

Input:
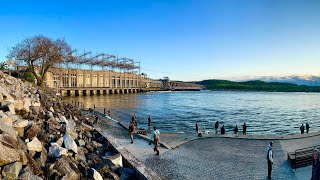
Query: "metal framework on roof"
59 49 141 74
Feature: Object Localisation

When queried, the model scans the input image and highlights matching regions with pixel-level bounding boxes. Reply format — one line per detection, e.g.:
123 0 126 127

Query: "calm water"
64 91 320 135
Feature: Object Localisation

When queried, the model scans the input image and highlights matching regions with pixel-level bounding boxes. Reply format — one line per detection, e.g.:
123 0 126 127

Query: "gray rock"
0 118 18 137
48 143 68 157
63 134 78 153
23 98 32 112
2 162 22 179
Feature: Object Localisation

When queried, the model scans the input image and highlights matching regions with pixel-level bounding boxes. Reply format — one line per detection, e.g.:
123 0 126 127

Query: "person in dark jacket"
215 121 219 134
312 149 320 180
267 142 274 180
243 122 247 135
300 124 305 134
195 121 199 133
129 121 135 143
221 125 226 134
234 125 238 136
148 116 152 130
306 123 310 134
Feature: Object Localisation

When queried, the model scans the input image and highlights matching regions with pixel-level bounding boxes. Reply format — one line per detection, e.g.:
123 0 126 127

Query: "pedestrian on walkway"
306 123 310 134
215 121 219 134
300 124 305 134
221 125 226 134
243 122 247 135
234 125 238 136
312 149 320 180
148 116 152 130
129 121 135 144
149 126 160 155
196 121 199 133
104 108 106 115
267 141 273 180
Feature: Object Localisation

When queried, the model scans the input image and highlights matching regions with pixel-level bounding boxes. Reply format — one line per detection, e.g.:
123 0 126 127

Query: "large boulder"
0 143 20 166
13 119 29 128
106 154 123 167
27 137 43 152
63 134 78 153
17 172 43 180
26 124 41 139
2 162 22 179
53 156 80 180
22 98 32 112
48 143 68 158
0 133 18 149
0 119 18 137
13 99 24 111
0 110 14 124
92 168 103 180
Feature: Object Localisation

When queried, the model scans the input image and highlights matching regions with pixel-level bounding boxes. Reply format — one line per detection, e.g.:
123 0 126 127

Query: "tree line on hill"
196 79 320 92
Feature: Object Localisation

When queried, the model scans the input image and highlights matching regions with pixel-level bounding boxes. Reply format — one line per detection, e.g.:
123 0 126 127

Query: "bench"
288 145 320 169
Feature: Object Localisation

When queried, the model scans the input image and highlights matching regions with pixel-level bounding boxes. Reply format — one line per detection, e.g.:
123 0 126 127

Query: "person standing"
243 122 247 135
104 108 106 115
196 121 199 133
221 125 226 134
267 142 274 180
215 121 219 134
148 116 152 130
149 126 160 155
129 121 135 143
306 123 310 134
300 124 305 134
312 149 320 180
108 110 111 117
234 125 238 136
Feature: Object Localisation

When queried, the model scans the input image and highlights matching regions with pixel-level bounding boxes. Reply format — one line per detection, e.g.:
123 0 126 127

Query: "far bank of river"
64 90 320 135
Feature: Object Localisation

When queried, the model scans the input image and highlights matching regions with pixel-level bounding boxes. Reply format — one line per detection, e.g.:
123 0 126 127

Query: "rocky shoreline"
0 71 134 180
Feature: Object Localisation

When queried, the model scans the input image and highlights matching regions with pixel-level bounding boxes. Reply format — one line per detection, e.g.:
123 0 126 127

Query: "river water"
64 91 320 135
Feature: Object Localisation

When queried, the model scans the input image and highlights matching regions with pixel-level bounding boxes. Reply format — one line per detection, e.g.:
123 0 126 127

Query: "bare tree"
7 35 72 86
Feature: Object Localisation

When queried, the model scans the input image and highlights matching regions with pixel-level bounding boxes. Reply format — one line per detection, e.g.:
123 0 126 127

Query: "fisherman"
129 121 135 143
234 125 238 136
221 125 226 134
148 115 152 130
149 126 160 155
215 121 219 134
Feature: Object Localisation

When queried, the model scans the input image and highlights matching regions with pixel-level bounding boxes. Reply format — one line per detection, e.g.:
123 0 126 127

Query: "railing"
289 144 320 170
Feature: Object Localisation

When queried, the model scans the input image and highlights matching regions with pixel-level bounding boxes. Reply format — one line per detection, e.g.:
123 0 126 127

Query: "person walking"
215 121 219 134
243 122 247 135
300 124 305 134
129 121 135 144
267 142 274 180
149 126 160 155
221 125 226 134
306 123 310 134
148 116 152 130
234 125 238 136
312 149 320 180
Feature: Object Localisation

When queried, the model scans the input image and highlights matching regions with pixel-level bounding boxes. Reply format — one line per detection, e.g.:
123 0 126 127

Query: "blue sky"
1 0 320 81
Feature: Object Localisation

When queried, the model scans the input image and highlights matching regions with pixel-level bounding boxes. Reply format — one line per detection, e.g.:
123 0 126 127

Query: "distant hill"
254 75 320 86
196 79 320 92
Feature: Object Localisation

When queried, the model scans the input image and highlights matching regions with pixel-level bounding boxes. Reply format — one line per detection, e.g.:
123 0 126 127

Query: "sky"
1 0 320 81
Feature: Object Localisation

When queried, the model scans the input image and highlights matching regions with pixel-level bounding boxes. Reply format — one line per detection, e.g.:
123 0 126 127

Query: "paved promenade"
95 116 320 180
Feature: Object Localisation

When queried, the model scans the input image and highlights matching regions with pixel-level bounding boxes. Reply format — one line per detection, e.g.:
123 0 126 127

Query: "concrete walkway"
95 116 320 180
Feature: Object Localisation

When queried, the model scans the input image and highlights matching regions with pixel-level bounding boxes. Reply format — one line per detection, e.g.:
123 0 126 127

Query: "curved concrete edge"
94 126 161 180
171 132 320 149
